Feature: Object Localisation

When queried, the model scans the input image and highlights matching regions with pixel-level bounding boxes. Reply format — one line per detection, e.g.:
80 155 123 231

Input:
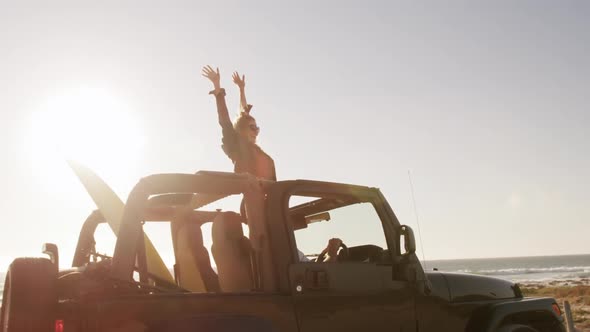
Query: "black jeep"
1 171 565 331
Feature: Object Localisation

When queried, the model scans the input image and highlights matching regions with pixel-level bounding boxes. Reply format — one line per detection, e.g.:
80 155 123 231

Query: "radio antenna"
408 170 427 270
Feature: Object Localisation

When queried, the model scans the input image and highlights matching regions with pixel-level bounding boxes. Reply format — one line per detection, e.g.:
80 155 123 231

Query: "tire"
0 258 57 332
496 324 539 332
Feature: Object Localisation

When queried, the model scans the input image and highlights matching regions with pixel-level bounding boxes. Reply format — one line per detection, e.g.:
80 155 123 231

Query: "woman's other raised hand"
232 71 246 90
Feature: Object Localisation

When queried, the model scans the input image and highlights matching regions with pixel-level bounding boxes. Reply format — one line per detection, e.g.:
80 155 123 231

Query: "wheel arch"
465 298 565 332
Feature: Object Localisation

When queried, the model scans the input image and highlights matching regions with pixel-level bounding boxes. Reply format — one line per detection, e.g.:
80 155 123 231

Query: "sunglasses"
249 124 260 132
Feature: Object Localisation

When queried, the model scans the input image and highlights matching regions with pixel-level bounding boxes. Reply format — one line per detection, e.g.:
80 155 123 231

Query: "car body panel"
61 293 297 332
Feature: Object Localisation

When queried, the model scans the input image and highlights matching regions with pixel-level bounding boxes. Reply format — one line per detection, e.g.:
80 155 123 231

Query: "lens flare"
27 87 145 187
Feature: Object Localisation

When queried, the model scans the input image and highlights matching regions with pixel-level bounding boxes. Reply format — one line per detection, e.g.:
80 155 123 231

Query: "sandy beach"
520 279 590 331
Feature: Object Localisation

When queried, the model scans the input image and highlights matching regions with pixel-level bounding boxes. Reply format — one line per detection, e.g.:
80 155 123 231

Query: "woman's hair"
233 112 256 131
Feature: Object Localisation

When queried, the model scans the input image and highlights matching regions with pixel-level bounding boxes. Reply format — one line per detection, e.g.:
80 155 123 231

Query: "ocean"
425 254 590 283
0 254 588 301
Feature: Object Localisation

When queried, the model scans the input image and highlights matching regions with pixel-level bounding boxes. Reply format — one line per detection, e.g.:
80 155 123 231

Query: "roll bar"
110 172 276 290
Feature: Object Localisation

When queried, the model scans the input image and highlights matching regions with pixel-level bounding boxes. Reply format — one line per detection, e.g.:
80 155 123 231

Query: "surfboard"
68 160 174 283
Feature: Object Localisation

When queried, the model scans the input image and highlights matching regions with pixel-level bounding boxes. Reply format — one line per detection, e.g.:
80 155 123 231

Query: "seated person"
298 238 342 263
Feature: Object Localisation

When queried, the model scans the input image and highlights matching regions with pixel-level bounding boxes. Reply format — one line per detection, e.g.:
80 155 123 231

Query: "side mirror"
399 225 416 255
42 243 59 268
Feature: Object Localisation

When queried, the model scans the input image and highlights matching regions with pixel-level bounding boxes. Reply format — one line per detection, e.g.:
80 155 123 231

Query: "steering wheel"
315 241 349 262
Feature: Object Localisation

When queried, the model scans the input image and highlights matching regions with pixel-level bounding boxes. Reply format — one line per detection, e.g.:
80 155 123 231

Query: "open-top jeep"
1 171 566 331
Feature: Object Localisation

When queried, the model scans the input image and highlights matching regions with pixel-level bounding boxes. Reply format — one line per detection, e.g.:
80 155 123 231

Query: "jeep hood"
426 271 522 303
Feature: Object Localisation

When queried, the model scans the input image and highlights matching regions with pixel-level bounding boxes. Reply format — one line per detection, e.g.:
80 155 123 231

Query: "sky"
0 1 588 269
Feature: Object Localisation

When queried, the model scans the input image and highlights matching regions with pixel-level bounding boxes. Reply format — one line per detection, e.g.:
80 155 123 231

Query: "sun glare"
28 87 145 187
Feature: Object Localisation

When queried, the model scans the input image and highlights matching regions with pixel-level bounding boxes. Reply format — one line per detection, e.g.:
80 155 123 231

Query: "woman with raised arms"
202 65 276 181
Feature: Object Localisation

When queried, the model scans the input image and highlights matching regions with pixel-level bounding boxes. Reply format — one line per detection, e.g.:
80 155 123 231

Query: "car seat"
211 212 254 292
172 221 220 292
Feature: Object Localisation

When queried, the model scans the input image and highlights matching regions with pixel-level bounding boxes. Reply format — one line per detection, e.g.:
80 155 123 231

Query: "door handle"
304 269 329 290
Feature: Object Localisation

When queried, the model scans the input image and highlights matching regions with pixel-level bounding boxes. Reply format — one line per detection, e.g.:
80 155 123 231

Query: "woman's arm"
232 71 252 113
202 65 232 129
202 65 239 159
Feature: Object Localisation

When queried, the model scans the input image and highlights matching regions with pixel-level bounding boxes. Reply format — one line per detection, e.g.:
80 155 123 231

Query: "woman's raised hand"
232 71 246 89
202 65 221 90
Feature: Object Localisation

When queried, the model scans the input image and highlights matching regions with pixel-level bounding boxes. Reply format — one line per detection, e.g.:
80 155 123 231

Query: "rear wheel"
0 258 57 332
497 324 539 332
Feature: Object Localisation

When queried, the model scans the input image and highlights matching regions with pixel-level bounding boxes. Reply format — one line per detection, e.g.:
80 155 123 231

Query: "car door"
286 191 417 332
289 262 416 332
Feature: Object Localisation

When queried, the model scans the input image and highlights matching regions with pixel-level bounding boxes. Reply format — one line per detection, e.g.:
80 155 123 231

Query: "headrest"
212 212 243 240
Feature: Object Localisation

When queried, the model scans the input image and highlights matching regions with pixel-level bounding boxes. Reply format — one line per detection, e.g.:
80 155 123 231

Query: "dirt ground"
521 280 589 331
